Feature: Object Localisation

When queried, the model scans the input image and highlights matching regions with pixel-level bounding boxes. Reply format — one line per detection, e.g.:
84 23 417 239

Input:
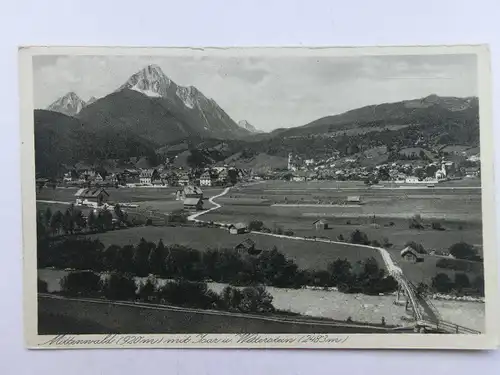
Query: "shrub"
336 234 345 241
283 229 294 236
222 285 274 313
157 280 220 309
449 242 478 261
101 273 137 301
408 214 424 229
248 220 264 231
60 271 101 297
350 229 370 245
371 240 381 247
137 278 158 302
38 278 48 293
472 276 485 295
382 237 392 248
431 221 445 231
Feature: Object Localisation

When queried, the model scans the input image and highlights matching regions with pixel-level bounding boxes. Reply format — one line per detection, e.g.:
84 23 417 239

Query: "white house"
200 171 215 187
74 187 110 207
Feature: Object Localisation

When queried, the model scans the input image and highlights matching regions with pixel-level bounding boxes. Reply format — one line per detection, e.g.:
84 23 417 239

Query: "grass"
88 226 384 271
38 295 398 334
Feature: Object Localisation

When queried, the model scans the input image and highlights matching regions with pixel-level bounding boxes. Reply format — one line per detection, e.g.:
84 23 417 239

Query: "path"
186 185 480 334
37 200 72 205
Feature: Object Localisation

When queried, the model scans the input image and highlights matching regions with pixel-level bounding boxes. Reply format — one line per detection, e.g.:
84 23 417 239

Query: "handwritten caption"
41 334 349 347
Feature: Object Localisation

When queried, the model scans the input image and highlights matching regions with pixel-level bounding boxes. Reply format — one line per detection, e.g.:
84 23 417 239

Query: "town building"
139 169 159 185
199 171 216 187
74 187 110 207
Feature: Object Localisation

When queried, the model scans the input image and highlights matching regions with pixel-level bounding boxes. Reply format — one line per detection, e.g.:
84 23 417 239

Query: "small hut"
313 219 329 230
183 197 203 211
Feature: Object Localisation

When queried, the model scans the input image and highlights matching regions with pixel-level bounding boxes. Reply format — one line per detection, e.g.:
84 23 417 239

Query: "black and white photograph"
19 46 497 349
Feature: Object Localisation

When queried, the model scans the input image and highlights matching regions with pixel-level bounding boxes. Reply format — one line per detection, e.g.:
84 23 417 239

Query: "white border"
19 45 499 350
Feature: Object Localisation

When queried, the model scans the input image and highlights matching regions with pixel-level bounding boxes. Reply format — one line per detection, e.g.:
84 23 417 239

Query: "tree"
62 209 75 235
147 239 167 276
408 214 424 229
60 271 101 297
449 242 477 260
101 273 137 301
133 238 155 276
87 211 97 232
432 273 453 293
38 278 48 293
248 220 264 231
350 229 369 245
454 273 470 291
72 209 86 232
238 286 274 313
472 276 485 295
49 210 64 236
114 203 127 226
327 258 352 286
138 277 157 302
44 207 52 227
227 169 239 186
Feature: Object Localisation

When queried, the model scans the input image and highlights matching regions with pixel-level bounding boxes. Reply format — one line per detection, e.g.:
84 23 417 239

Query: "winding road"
186 185 479 334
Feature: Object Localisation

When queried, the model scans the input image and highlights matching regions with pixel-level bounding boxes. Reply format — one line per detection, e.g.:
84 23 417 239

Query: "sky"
33 53 478 131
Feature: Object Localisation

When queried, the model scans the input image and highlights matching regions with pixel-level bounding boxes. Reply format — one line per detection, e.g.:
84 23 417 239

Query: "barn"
235 238 261 256
229 222 247 235
312 219 329 230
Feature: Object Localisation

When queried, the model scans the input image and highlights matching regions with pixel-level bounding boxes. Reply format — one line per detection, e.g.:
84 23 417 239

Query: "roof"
400 246 423 258
312 219 328 225
183 197 202 205
236 238 256 249
74 187 109 198
229 222 247 229
347 196 361 201
184 185 203 195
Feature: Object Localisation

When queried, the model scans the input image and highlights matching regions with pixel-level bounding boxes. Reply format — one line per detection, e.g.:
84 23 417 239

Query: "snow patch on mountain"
130 84 162 98
176 86 197 109
118 64 172 98
47 92 87 116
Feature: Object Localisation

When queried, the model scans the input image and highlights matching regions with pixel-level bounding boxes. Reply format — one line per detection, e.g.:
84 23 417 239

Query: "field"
86 226 384 271
38 295 399 334
38 270 485 332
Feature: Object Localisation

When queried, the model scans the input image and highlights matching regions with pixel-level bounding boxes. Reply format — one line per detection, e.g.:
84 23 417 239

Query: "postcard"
19 45 498 349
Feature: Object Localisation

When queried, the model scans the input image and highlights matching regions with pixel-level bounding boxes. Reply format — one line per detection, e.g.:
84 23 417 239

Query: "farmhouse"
229 222 247 235
183 197 203 211
234 238 260 256
291 171 308 182
139 169 159 185
74 187 110 207
400 246 424 263
313 219 329 230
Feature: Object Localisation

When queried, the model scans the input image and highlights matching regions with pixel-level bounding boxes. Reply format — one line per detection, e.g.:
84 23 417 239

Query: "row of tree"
37 204 130 238
430 272 484 296
38 236 399 295
49 271 275 314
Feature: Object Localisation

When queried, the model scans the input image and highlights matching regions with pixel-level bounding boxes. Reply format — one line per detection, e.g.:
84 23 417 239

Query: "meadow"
86 226 384 271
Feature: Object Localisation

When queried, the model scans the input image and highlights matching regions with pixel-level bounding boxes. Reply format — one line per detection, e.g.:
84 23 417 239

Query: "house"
62 171 73 183
313 219 329 230
291 171 308 182
74 187 110 207
200 171 217 187
234 238 260 256
139 169 158 185
183 197 203 211
228 222 247 235
400 246 424 263
105 173 118 185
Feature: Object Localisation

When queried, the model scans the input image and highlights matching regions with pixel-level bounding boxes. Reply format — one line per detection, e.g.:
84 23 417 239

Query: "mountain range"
35 64 479 176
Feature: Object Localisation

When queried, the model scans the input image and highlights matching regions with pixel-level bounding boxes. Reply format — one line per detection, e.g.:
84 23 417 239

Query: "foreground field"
38 269 485 332
38 295 399 334
86 226 384 271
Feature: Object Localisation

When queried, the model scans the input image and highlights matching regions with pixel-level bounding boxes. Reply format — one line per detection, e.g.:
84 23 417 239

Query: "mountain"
46 92 86 116
276 95 479 139
86 96 97 105
77 64 250 144
238 120 262 133
34 110 158 177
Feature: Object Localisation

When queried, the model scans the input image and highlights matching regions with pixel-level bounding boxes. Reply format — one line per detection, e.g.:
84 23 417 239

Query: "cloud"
33 53 477 131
